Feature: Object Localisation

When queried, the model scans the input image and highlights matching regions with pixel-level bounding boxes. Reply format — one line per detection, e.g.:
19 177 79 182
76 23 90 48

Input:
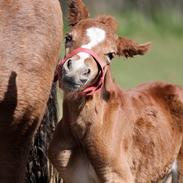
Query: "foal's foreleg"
48 120 75 175
84 137 134 183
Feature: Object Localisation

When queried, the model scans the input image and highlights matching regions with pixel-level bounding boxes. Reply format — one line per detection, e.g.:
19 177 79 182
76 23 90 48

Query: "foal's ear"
68 0 89 26
116 37 151 58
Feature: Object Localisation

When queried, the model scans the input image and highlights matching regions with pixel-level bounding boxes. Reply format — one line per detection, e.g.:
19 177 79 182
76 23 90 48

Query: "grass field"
109 12 183 89
111 36 183 89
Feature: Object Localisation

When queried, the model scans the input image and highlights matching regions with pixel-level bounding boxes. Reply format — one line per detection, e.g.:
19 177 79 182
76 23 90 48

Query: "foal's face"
61 19 117 92
61 0 150 93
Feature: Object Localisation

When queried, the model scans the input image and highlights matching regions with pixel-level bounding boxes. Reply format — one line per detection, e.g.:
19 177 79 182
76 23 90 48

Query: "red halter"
54 47 108 96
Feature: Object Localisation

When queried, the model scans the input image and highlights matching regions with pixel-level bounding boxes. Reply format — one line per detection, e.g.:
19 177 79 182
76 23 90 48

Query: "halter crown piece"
54 47 108 96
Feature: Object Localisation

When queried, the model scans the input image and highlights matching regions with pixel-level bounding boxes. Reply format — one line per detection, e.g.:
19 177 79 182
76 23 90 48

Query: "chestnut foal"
0 0 62 182
49 0 183 182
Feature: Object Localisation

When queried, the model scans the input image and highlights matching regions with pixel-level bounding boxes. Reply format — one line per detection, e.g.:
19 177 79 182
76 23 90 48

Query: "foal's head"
60 0 150 94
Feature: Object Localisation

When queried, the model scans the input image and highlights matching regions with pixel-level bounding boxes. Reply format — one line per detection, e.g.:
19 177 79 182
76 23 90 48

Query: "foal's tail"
26 83 61 183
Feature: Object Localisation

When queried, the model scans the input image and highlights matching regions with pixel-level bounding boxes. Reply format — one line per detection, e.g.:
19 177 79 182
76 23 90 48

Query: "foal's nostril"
66 59 72 70
83 68 91 76
80 79 87 84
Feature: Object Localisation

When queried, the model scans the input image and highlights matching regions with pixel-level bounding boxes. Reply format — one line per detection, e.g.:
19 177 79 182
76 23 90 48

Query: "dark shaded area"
0 72 40 182
26 84 61 183
0 71 17 124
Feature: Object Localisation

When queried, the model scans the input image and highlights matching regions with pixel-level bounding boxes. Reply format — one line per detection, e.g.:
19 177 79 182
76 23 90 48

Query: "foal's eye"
65 34 73 48
105 52 115 63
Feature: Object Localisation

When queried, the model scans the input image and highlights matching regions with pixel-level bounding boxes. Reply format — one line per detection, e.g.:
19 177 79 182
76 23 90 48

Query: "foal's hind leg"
177 141 183 183
162 169 178 183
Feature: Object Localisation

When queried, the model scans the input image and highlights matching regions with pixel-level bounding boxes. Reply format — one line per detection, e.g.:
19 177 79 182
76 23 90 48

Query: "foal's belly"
64 151 100 183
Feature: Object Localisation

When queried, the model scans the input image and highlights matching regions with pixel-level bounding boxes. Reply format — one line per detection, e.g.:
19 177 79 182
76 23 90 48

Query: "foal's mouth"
61 76 83 92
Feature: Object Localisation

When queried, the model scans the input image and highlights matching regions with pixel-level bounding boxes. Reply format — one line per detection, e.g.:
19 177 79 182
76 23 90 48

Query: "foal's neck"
62 69 122 139
63 69 119 117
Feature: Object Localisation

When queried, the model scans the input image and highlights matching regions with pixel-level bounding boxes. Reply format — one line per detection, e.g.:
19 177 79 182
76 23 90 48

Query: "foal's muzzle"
55 47 108 96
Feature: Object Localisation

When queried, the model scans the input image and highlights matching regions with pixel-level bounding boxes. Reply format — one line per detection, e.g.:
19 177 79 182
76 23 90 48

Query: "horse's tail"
26 83 61 183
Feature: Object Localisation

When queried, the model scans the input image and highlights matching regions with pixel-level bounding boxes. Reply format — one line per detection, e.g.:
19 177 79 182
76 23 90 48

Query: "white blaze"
71 27 106 70
82 27 106 49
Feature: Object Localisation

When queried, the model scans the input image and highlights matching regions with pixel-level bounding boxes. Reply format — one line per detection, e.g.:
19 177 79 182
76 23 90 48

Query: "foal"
49 0 183 182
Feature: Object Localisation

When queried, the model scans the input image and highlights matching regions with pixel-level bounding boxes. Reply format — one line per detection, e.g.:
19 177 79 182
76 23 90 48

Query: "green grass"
110 12 183 89
116 11 183 38
111 36 183 89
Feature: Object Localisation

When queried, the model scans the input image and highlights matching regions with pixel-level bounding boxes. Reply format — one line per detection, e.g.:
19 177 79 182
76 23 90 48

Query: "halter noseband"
54 47 108 96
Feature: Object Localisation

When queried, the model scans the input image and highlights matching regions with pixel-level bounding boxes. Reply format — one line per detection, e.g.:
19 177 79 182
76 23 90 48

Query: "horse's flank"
0 0 62 182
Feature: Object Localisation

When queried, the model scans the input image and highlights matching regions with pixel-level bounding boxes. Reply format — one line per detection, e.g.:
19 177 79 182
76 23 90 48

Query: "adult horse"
0 0 62 182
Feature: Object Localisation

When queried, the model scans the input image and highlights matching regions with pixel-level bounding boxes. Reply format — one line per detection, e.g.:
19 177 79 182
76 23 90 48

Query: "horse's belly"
64 152 100 183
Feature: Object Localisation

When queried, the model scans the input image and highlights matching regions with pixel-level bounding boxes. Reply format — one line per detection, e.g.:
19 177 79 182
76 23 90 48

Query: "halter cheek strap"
54 47 108 96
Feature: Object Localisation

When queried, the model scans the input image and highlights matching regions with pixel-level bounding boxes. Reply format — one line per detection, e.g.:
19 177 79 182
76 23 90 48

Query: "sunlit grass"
108 11 183 89
111 36 183 89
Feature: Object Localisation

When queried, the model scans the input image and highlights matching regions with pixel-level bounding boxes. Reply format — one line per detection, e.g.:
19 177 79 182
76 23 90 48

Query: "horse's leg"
0 113 42 183
0 135 32 183
48 120 75 177
84 137 134 183
162 170 178 183
163 161 179 183
171 161 179 183
177 143 183 183
162 172 172 183
87 153 134 183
